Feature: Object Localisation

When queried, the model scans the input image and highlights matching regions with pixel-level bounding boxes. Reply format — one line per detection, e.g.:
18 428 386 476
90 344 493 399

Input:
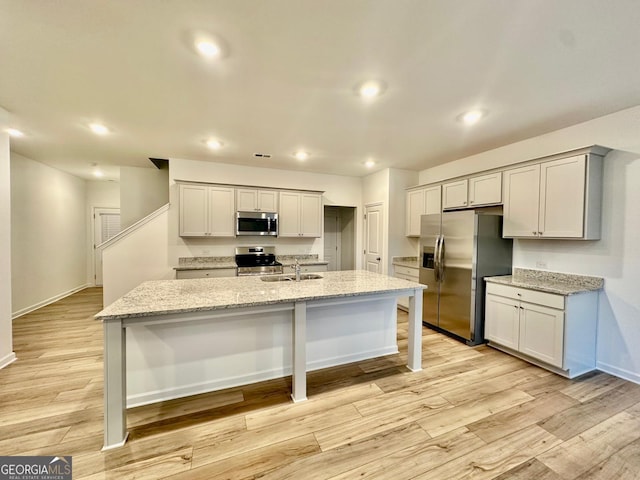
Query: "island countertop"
96 270 426 321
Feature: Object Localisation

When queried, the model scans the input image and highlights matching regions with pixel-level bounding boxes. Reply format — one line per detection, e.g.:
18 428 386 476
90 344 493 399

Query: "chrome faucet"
292 259 301 282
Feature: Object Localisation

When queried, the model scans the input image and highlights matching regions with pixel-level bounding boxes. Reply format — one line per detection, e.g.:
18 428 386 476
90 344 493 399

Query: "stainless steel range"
235 246 283 276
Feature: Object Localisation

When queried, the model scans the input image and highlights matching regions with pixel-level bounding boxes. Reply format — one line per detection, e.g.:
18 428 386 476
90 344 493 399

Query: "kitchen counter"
392 256 419 269
97 270 425 450
96 270 423 320
485 267 604 295
174 256 236 270
277 254 328 267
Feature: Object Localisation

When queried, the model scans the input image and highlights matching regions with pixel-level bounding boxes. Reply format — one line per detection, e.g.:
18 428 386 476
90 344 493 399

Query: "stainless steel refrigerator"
419 210 512 345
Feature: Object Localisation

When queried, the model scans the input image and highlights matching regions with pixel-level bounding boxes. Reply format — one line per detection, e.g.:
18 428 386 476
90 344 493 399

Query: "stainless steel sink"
260 273 323 282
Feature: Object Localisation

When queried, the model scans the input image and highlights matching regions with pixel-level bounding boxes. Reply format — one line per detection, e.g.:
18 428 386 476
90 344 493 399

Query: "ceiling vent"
253 153 271 158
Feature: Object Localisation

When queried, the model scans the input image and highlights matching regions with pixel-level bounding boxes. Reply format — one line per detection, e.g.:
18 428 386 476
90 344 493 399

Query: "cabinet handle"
469 200 474 204
538 231 543 235
532 231 538 236
519 306 524 310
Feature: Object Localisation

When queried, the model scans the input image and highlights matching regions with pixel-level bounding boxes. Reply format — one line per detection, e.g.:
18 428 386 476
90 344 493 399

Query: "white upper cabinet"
278 191 322 237
236 188 278 212
405 185 441 236
442 172 502 210
503 154 602 239
179 184 235 237
469 172 502 206
442 179 469 210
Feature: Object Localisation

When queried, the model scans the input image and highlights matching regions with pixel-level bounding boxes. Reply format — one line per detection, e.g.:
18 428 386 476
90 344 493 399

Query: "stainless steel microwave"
236 211 278 236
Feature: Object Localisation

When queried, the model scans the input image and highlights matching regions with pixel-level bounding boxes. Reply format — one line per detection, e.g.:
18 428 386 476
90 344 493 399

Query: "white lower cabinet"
393 265 419 310
485 282 598 378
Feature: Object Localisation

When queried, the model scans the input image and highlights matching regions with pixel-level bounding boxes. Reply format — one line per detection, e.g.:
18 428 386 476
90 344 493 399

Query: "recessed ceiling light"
91 163 104 177
89 123 109 135
357 80 386 99
365 159 376 168
6 128 24 138
294 151 309 161
206 139 223 150
458 110 486 125
195 40 221 58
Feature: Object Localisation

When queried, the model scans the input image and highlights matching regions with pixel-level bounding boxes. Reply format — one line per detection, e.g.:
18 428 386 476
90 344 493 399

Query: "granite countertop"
174 255 328 270
174 257 236 271
96 270 426 321
485 268 604 296
392 256 419 269
277 255 328 266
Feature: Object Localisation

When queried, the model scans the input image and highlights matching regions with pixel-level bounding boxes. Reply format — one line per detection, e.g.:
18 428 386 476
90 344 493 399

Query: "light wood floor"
2 287 640 479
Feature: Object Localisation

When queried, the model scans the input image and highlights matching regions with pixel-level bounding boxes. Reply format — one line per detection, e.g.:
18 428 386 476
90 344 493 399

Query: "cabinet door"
539 155 586 238
278 192 301 237
503 164 541 238
258 190 278 212
442 180 469 210
519 302 564 368
406 189 425 236
424 185 442 215
469 172 502 206
236 189 258 211
300 193 322 237
208 187 236 237
485 294 520 350
179 184 208 237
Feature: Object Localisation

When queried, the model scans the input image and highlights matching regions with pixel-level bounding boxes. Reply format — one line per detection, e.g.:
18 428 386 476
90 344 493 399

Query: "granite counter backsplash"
277 254 328 266
485 267 604 295
175 256 237 270
392 256 419 268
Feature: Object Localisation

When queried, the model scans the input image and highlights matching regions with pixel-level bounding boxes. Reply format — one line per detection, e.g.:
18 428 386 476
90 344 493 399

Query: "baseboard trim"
596 361 640 385
0 352 17 370
12 284 91 320
126 346 398 408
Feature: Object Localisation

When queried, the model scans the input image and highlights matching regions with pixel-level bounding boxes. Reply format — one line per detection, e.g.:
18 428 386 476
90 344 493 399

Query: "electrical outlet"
535 261 547 269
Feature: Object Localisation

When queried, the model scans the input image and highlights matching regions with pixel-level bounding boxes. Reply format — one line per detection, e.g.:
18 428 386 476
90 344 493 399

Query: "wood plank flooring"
2 287 640 479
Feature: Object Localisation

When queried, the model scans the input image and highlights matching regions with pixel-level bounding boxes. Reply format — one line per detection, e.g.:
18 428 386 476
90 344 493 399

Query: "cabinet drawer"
394 265 419 277
486 282 564 309
176 268 237 279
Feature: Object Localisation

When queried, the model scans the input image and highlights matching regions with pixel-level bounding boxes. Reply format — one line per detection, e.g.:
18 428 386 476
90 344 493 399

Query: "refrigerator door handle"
438 235 446 281
434 236 441 282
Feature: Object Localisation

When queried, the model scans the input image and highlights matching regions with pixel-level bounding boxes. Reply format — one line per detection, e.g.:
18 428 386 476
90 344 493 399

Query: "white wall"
86 180 120 285
169 158 363 266
0 109 15 368
120 166 169 229
362 168 418 274
10 153 88 318
418 104 640 383
388 168 420 264
102 207 173 306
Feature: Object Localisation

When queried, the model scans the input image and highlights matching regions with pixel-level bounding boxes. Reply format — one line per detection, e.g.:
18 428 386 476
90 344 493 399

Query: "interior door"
323 207 341 271
94 208 121 286
364 203 383 273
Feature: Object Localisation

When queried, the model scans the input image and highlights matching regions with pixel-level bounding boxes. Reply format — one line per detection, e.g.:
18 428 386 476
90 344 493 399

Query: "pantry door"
363 203 383 273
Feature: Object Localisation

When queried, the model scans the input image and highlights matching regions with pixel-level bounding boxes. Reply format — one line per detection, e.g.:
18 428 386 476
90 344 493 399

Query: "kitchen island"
96 270 425 450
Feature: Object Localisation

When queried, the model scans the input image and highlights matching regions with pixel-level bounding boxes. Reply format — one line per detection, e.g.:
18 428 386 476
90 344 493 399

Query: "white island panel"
96 270 425 450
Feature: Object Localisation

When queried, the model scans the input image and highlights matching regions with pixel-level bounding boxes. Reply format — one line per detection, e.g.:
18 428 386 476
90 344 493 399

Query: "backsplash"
513 267 604 290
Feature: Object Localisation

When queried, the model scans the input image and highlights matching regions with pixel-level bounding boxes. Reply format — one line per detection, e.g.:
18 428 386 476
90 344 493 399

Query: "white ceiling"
2 0 640 180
